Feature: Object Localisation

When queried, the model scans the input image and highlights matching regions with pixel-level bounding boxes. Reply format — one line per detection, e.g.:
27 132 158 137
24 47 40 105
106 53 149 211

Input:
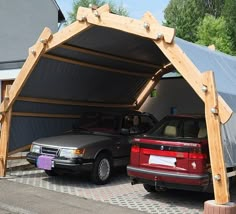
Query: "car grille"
41 146 58 156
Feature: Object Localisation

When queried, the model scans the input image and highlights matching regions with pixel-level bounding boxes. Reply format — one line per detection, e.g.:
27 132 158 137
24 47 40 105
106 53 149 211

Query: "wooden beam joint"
76 5 175 43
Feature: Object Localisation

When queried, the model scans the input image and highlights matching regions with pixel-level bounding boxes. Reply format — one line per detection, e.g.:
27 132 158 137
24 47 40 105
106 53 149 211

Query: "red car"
127 115 212 192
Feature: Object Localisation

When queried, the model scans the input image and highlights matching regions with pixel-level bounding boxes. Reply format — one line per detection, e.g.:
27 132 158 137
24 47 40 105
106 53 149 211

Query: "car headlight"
59 148 85 158
30 144 41 153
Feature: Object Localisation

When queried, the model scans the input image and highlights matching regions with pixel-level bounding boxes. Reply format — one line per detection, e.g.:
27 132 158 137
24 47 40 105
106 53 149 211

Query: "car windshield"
149 116 207 139
77 113 119 134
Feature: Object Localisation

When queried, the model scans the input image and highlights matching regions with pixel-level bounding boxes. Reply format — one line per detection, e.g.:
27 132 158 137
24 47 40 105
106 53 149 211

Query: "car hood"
33 133 112 148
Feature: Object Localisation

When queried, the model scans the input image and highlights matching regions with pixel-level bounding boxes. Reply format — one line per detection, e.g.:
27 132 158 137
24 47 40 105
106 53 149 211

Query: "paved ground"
4 162 222 214
0 179 144 214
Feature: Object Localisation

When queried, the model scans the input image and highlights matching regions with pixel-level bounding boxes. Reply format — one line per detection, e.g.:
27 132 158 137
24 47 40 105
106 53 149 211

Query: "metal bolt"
40 39 47 44
31 49 36 55
214 174 221 181
211 107 218 114
143 22 150 30
78 15 87 22
157 33 163 39
202 85 208 93
94 10 100 18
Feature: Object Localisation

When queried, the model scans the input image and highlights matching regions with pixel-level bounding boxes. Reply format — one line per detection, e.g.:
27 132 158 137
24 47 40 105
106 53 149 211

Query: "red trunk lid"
130 137 209 174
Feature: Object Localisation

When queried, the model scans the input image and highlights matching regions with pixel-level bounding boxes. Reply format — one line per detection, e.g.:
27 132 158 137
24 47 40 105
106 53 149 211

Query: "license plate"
37 155 54 170
149 155 176 167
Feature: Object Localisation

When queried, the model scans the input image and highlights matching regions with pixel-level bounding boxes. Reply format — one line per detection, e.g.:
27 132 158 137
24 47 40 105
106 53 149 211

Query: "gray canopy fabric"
19 26 168 104
7 23 236 167
176 38 236 167
176 38 236 111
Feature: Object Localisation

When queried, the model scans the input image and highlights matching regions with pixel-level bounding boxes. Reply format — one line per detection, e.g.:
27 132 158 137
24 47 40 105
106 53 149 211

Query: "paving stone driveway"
6 165 229 214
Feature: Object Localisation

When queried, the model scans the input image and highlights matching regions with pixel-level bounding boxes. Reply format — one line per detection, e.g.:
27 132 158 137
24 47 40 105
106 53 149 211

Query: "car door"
115 114 156 159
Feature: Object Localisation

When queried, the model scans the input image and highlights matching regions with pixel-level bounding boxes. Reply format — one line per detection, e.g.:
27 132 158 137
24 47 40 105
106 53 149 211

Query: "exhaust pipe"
131 178 138 185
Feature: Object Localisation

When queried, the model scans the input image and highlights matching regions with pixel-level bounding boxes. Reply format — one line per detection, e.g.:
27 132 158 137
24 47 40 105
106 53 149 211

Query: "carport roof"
0 4 234 123
0 3 234 123
18 25 169 107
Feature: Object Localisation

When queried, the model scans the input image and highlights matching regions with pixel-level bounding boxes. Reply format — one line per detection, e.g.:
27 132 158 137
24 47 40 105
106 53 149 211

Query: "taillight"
131 144 140 153
189 147 207 159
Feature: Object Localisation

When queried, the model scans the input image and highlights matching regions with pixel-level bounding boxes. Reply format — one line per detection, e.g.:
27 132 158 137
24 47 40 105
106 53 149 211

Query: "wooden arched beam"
202 71 229 204
135 63 174 108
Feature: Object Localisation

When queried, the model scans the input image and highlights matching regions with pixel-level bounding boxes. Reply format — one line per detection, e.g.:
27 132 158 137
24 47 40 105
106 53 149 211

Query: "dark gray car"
27 111 157 184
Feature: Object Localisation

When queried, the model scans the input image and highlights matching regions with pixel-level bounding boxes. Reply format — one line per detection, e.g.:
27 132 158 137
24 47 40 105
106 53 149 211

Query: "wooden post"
202 71 229 204
0 85 12 176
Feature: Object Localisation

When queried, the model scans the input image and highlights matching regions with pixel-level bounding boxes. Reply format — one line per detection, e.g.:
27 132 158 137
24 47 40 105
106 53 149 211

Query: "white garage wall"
140 77 204 120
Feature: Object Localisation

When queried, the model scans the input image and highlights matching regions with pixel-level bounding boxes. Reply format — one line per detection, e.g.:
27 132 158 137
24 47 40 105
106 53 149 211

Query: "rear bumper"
127 165 211 192
26 152 93 173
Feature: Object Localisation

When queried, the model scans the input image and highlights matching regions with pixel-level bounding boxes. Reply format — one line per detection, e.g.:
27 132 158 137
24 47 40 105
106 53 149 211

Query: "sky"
56 0 170 24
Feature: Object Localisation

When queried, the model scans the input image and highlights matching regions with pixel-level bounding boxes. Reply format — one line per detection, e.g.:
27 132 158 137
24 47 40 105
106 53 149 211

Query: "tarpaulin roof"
18 25 168 105
176 38 236 112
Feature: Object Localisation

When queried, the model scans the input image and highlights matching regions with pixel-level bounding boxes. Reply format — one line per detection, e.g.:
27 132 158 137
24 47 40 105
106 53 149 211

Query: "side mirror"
120 128 130 135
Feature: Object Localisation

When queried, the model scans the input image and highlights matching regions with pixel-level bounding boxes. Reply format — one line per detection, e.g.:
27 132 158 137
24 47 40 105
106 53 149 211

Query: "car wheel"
143 184 156 192
91 153 112 185
44 169 58 176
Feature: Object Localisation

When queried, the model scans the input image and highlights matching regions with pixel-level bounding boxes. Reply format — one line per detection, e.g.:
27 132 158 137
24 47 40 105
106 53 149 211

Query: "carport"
0 4 236 210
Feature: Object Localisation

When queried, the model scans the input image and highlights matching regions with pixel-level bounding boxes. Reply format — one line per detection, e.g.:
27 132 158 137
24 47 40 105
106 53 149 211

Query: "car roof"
81 110 150 117
164 114 205 120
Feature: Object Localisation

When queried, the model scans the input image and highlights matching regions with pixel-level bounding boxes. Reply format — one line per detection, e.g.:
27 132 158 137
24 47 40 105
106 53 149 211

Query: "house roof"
52 0 66 23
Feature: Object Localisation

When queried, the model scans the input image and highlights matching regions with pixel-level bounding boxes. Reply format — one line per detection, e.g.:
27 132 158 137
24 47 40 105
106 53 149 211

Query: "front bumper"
127 165 211 192
26 152 93 173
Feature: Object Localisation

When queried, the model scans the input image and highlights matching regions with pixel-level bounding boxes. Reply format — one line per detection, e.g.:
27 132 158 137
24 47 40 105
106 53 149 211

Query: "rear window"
151 119 180 138
80 113 119 132
150 117 207 139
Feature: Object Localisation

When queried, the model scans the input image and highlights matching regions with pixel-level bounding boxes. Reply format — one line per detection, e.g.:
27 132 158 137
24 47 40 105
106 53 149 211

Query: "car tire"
91 153 112 185
44 169 58 176
143 184 156 192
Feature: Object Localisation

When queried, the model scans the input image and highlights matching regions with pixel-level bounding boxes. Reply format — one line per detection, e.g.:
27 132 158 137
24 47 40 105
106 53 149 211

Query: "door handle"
116 142 121 149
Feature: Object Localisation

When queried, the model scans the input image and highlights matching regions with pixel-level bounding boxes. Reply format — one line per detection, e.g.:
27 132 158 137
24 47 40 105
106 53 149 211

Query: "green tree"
222 0 236 52
196 15 234 55
67 0 128 24
203 0 225 17
164 0 205 42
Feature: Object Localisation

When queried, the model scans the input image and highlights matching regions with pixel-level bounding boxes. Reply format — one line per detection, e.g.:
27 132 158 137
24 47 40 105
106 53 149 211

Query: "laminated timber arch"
0 4 234 205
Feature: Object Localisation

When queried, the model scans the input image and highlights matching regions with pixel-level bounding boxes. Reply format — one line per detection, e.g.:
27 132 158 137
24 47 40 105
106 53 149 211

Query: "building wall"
0 0 58 62
140 78 204 120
